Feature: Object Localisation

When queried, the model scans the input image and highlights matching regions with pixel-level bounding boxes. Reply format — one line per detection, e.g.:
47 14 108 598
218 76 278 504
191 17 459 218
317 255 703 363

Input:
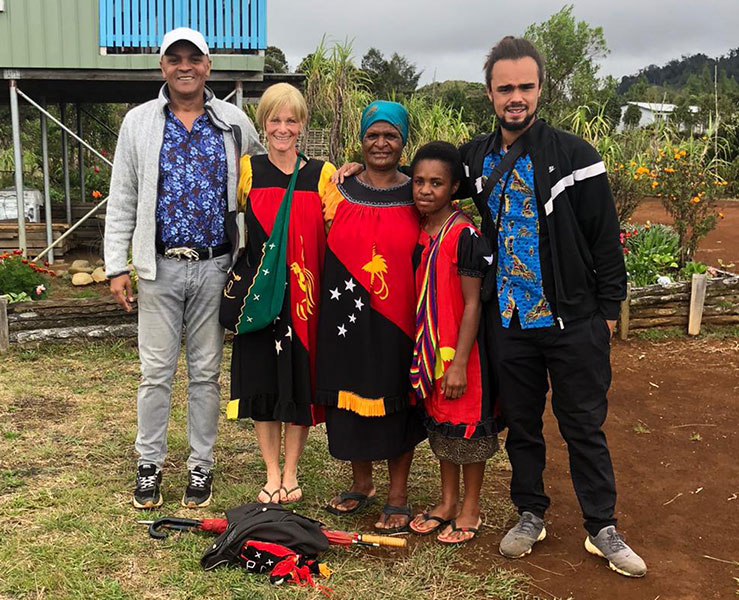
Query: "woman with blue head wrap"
316 100 425 534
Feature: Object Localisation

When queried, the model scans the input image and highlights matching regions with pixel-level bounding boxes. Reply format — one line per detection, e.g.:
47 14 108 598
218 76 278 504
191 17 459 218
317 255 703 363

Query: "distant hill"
618 47 739 94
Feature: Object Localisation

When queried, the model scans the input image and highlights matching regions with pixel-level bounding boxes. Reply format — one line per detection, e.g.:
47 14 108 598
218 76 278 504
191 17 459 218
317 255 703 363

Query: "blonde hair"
255 83 308 130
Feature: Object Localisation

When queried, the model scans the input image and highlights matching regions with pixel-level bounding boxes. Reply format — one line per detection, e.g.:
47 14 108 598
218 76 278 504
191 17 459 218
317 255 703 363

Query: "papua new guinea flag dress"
227 154 338 427
315 175 426 461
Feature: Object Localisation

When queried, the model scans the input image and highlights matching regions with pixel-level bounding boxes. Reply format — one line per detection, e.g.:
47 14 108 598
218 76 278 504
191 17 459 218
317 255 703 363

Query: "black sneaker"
133 464 163 509
182 466 213 508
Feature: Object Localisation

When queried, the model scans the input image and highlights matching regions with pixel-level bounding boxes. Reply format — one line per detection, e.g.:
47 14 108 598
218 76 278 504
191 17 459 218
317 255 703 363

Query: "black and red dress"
315 175 426 461
227 154 337 427
413 220 500 463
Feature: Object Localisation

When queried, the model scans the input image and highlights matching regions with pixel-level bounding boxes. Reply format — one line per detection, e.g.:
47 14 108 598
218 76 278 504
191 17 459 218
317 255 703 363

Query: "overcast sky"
267 0 738 86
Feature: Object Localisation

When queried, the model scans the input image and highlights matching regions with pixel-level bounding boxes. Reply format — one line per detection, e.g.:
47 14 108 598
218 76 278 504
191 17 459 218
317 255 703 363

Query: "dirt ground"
632 197 739 270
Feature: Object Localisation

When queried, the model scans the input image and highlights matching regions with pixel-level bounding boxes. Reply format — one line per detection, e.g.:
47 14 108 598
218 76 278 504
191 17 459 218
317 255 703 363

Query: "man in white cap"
105 27 264 509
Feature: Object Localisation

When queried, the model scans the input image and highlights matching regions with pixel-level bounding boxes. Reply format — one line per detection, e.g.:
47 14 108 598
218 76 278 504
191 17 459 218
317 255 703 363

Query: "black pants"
492 308 617 537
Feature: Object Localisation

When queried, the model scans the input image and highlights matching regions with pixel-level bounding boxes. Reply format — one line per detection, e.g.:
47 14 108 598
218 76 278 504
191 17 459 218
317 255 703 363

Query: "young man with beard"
458 36 646 577
105 28 263 510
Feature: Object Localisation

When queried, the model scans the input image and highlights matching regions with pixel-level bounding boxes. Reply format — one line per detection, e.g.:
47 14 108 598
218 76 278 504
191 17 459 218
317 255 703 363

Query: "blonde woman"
226 83 338 504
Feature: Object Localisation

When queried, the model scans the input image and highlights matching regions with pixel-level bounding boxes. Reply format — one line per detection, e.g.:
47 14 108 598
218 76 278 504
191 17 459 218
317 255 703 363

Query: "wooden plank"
0 296 9 353
618 282 631 340
232 0 241 49
688 273 708 336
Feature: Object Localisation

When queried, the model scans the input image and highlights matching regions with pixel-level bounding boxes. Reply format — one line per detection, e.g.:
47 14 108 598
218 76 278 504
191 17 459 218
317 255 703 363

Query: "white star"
344 278 356 292
337 324 347 337
285 325 292 340
354 297 364 311
269 243 276 250
253 294 260 301
274 315 280 323
275 339 283 354
330 287 341 300
246 316 253 322
468 227 479 237
348 313 356 324
255 552 261 559
266 559 274 566
484 254 494 265
262 268 270 275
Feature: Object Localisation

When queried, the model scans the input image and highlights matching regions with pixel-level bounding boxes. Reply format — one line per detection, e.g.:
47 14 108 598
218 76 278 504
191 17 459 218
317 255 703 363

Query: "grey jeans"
135 252 230 470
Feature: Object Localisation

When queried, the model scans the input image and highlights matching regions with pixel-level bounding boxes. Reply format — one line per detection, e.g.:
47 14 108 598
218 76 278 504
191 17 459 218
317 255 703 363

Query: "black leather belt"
156 242 231 261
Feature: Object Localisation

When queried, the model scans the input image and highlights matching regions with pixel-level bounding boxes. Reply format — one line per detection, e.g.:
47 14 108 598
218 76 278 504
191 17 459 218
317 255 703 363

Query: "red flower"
49 270 56 277
43 261 49 267
21 259 28 264
13 249 23 255
93 166 100 173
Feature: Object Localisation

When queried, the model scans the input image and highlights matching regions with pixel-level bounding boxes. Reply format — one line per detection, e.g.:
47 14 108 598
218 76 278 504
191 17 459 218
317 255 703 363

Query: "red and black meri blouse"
315 175 420 417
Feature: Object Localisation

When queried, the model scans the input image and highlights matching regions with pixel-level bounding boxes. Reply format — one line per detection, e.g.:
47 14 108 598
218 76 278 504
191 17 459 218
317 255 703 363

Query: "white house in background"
618 101 702 133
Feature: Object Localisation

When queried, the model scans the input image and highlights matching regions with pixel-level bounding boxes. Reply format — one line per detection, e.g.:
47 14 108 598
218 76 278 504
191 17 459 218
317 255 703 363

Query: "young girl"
409 141 500 544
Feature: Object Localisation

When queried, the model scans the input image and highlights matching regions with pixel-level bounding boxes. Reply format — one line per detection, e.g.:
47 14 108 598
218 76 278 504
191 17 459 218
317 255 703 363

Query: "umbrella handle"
148 517 203 539
356 534 407 548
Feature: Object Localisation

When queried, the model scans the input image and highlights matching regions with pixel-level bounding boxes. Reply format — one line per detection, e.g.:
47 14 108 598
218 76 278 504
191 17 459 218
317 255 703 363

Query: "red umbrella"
139 515 406 548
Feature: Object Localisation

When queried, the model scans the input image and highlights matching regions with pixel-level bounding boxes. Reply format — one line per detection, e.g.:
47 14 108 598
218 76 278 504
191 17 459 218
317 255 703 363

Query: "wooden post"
688 273 708 336
619 282 631 340
0 296 9 353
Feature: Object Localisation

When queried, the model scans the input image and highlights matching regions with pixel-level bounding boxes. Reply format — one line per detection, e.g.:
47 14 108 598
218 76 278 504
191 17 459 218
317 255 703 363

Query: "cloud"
269 0 737 84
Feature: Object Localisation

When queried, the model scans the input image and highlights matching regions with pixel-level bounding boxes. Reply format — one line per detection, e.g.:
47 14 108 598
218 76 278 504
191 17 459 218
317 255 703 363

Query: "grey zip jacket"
104 84 264 281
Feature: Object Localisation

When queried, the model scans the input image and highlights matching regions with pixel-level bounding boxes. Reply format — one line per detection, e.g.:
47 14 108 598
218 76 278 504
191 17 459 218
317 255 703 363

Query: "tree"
524 5 609 124
623 104 642 129
264 46 288 73
361 48 421 99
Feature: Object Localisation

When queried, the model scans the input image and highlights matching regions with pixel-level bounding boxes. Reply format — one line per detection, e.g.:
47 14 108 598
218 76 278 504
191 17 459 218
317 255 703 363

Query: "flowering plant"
0 250 54 302
649 135 727 267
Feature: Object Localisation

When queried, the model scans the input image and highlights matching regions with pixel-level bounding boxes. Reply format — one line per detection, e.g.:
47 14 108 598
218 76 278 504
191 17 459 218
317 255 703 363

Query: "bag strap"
479 137 525 249
479 136 525 204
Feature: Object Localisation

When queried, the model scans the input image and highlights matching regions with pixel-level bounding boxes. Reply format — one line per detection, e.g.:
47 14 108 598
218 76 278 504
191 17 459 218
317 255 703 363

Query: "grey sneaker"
585 526 647 577
499 511 547 558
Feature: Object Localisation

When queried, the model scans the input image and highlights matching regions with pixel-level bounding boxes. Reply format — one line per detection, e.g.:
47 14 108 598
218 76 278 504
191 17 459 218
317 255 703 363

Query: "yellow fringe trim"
318 563 332 579
226 399 240 420
337 391 386 417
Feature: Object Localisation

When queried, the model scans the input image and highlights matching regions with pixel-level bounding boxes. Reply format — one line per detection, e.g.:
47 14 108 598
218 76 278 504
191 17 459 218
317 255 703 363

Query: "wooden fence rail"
0 276 737 350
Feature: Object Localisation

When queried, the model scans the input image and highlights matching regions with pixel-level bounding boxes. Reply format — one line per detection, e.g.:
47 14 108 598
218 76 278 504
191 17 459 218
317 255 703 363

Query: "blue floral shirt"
484 151 554 329
156 109 227 248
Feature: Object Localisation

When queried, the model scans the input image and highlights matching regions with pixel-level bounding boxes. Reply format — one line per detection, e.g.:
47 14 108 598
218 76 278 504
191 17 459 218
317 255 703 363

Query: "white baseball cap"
159 27 210 57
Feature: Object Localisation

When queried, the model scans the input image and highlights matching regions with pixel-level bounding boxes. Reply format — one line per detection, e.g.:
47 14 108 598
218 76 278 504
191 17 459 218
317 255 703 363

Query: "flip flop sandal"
324 490 377 515
374 503 412 534
436 518 482 545
257 488 281 504
280 485 303 505
409 512 451 536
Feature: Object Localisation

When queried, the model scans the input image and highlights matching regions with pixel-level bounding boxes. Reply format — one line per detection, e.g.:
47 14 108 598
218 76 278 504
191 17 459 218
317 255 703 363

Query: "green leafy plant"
621 223 680 286
680 261 708 280
0 250 53 301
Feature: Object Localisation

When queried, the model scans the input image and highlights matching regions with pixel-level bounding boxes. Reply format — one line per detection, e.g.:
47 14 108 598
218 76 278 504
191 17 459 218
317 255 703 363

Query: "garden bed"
624 274 739 333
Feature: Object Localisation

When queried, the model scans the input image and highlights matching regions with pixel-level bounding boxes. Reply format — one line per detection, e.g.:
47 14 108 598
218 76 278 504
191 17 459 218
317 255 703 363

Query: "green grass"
632 324 739 341
0 340 532 600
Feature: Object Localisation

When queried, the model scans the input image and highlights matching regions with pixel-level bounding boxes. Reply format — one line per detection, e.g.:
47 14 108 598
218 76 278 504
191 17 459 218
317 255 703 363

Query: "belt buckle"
164 247 200 261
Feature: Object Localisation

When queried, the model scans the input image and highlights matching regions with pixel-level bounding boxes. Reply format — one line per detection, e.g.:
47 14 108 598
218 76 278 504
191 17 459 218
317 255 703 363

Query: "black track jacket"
458 119 626 325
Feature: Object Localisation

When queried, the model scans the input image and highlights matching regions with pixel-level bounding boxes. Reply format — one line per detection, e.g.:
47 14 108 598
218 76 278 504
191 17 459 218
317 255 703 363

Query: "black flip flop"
374 503 412 534
436 518 482 545
409 512 451 536
324 490 377 515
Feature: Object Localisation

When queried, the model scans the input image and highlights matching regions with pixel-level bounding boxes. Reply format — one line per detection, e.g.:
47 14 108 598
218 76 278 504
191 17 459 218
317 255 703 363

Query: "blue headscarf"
360 100 409 145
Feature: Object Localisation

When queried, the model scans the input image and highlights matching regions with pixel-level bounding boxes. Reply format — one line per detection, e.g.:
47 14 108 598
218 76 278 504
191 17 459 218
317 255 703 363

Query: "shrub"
650 130 728 267
0 251 53 301
621 223 679 287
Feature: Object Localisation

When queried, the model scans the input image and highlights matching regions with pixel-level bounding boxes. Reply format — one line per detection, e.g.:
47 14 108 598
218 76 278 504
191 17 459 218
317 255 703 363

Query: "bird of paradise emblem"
362 244 390 300
521 197 535 218
511 254 536 281
509 168 533 195
525 297 552 325
290 237 316 321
